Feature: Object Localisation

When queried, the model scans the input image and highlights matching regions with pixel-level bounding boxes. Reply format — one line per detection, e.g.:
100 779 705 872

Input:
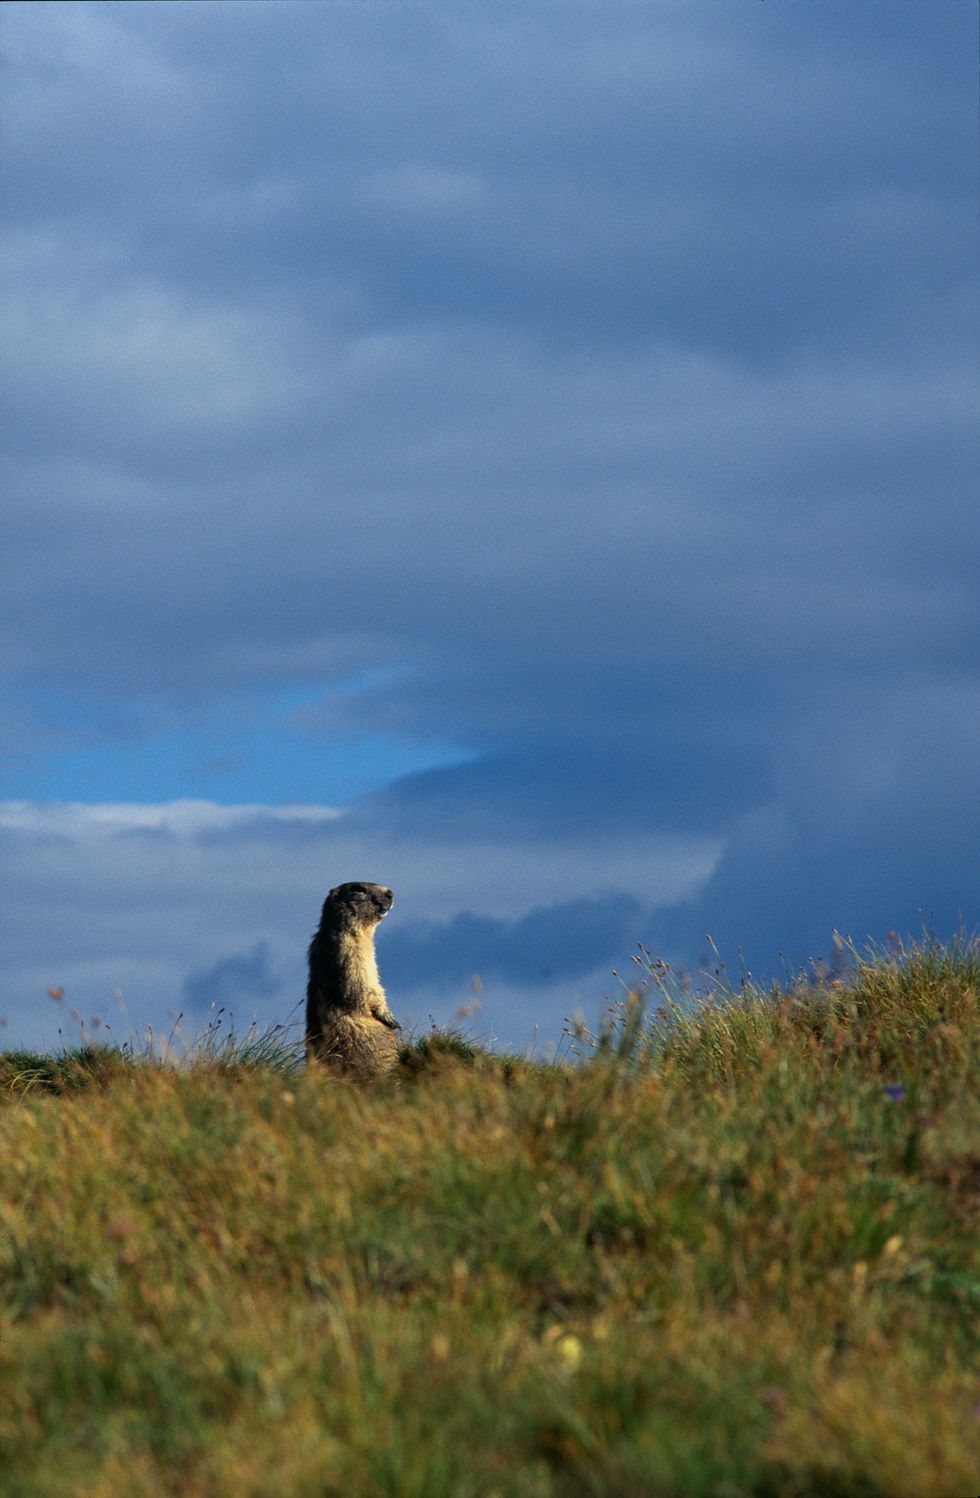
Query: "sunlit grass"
2 938 977 1496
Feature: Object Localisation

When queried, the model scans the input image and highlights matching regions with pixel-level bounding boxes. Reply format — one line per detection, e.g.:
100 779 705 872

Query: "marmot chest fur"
305 882 400 1078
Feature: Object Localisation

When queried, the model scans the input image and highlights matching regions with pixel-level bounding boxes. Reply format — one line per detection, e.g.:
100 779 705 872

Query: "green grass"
2 938 978 1497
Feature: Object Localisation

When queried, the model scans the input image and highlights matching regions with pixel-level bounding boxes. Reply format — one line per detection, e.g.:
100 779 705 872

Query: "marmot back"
305 882 400 1078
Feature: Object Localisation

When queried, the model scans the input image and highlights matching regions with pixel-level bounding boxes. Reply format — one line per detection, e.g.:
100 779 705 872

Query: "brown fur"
305 882 400 1079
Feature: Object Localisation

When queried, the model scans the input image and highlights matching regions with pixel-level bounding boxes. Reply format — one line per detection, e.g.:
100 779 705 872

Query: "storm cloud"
1 2 976 1049
182 941 281 1015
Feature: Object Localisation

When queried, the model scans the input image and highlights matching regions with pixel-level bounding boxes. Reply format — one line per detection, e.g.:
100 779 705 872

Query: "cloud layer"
0 799 717 1050
1 3 976 1048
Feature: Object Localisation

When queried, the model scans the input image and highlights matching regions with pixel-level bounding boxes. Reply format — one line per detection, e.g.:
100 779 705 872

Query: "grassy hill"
1 938 977 1497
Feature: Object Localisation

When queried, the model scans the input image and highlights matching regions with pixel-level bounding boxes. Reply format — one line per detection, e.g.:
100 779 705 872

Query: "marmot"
305 882 400 1078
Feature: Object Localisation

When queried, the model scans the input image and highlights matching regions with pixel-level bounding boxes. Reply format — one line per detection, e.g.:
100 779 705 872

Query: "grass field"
2 938 978 1497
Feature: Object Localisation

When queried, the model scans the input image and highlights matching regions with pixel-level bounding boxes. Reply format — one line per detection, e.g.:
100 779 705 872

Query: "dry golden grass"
2 938 978 1496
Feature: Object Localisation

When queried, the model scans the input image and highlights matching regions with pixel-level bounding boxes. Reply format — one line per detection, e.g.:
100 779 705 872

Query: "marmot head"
322 882 394 930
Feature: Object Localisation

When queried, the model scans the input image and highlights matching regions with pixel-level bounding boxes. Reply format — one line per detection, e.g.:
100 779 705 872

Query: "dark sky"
2 1 977 1051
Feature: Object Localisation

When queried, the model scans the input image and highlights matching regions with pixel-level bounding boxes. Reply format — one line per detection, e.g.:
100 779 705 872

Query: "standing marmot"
305 882 400 1078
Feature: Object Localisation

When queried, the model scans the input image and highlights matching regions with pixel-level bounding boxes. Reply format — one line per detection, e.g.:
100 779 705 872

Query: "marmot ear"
327 886 340 900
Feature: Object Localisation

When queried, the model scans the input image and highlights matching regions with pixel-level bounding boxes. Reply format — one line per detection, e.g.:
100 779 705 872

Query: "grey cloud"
4 337 975 712
2 2 976 1039
663 679 980 976
3 4 973 367
0 800 716 1050
382 892 651 991
358 737 771 841
182 941 281 1015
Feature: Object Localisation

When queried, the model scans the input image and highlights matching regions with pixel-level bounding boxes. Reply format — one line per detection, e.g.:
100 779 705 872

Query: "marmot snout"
305 881 400 1078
